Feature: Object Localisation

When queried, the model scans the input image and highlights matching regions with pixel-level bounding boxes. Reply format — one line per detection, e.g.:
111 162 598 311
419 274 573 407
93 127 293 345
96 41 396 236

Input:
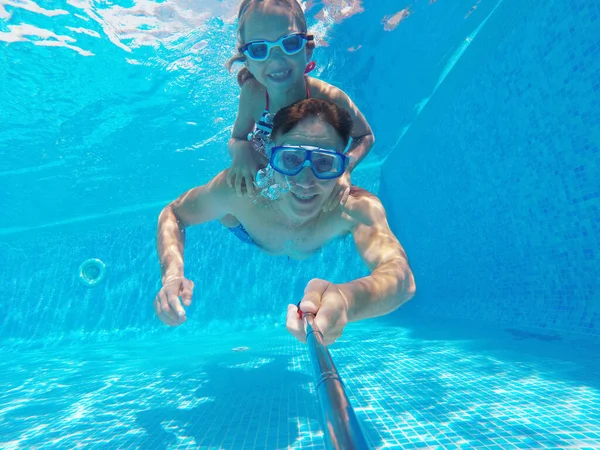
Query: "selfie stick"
302 311 370 450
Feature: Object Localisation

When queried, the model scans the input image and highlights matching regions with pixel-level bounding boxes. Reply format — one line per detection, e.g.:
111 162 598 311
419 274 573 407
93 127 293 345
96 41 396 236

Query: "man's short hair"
271 98 353 149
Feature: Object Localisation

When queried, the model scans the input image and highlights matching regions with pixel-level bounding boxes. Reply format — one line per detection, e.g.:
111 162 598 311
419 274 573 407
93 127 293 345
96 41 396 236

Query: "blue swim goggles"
270 145 349 180
242 33 314 61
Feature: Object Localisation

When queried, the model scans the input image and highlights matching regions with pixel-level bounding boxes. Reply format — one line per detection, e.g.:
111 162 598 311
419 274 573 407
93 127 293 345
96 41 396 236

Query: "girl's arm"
227 80 266 197
228 80 260 158
334 90 375 172
312 80 375 171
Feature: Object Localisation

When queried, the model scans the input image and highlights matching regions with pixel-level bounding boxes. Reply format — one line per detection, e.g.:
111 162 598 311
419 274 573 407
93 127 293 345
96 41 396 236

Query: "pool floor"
1 315 599 449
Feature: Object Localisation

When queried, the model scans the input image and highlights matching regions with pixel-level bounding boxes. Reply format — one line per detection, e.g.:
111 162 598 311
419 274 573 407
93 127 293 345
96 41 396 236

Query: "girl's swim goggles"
242 33 314 61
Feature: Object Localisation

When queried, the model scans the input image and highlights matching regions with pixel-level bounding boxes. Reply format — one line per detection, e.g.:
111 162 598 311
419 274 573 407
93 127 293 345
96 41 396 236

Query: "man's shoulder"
169 170 242 226
210 169 258 211
309 78 344 98
196 170 237 207
206 169 230 192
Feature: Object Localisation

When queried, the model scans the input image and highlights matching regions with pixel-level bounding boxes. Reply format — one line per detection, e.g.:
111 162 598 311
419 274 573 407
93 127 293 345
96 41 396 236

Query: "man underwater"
154 99 415 344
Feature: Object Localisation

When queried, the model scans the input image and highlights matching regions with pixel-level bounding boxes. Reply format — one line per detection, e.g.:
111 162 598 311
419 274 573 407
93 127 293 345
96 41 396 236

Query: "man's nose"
292 166 316 188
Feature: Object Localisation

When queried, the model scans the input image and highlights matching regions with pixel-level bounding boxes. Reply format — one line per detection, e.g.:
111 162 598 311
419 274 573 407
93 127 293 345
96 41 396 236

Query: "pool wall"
378 0 600 335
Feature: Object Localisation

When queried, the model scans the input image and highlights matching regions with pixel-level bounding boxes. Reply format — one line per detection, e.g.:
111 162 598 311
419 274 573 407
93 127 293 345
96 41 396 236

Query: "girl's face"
242 5 310 92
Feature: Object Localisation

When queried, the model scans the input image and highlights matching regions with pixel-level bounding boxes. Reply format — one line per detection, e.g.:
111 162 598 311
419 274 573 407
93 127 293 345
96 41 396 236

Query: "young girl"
224 0 375 213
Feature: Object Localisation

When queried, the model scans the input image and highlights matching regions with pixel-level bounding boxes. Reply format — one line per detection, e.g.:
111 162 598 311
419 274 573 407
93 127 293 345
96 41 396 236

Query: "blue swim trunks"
228 223 256 246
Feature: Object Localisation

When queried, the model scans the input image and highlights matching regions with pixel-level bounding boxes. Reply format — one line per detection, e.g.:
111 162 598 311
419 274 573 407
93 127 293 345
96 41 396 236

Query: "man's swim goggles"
241 33 314 61
270 145 349 180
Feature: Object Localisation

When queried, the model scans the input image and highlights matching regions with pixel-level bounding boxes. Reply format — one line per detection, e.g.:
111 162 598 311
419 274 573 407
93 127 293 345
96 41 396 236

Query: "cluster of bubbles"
247 128 270 153
254 165 290 202
247 117 292 203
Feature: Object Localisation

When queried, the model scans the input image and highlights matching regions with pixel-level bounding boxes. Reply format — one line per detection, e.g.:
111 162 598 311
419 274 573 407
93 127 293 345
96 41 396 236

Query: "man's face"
271 116 346 221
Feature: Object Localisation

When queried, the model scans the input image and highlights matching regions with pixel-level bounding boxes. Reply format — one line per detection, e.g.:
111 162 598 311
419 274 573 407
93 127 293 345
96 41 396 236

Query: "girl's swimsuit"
249 79 312 154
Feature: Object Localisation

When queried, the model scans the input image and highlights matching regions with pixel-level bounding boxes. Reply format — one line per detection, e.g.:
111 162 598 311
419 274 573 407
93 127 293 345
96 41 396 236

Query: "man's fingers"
162 312 182 326
315 308 333 335
161 301 180 323
286 304 306 343
298 278 329 317
304 278 330 293
166 289 186 318
227 170 234 188
323 329 343 346
180 279 194 306
314 300 340 341
154 295 163 317
154 278 195 327
154 298 181 326
158 290 174 318
303 279 329 296
304 281 347 345
287 280 349 346
299 291 320 315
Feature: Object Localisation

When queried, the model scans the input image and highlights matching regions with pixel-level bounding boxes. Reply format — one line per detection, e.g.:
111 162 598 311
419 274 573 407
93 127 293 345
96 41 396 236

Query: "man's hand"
286 279 349 345
323 171 351 212
154 277 195 326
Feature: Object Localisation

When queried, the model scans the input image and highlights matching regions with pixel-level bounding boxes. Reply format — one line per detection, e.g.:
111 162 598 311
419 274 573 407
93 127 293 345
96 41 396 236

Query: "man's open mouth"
291 191 317 203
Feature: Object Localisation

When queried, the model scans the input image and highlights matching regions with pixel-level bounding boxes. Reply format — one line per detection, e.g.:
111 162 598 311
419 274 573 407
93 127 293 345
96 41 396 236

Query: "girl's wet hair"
225 0 315 87
271 98 353 148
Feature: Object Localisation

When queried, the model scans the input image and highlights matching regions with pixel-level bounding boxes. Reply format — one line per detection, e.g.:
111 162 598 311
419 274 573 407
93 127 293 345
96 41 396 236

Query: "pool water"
2 0 600 448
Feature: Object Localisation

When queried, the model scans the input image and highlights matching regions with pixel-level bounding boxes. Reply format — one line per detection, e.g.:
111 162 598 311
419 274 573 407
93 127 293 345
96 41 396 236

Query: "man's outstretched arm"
156 171 232 283
154 171 234 326
339 192 416 322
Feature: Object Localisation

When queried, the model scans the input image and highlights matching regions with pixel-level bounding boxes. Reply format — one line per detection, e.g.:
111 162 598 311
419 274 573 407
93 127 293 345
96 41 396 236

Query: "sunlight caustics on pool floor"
1 317 599 449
